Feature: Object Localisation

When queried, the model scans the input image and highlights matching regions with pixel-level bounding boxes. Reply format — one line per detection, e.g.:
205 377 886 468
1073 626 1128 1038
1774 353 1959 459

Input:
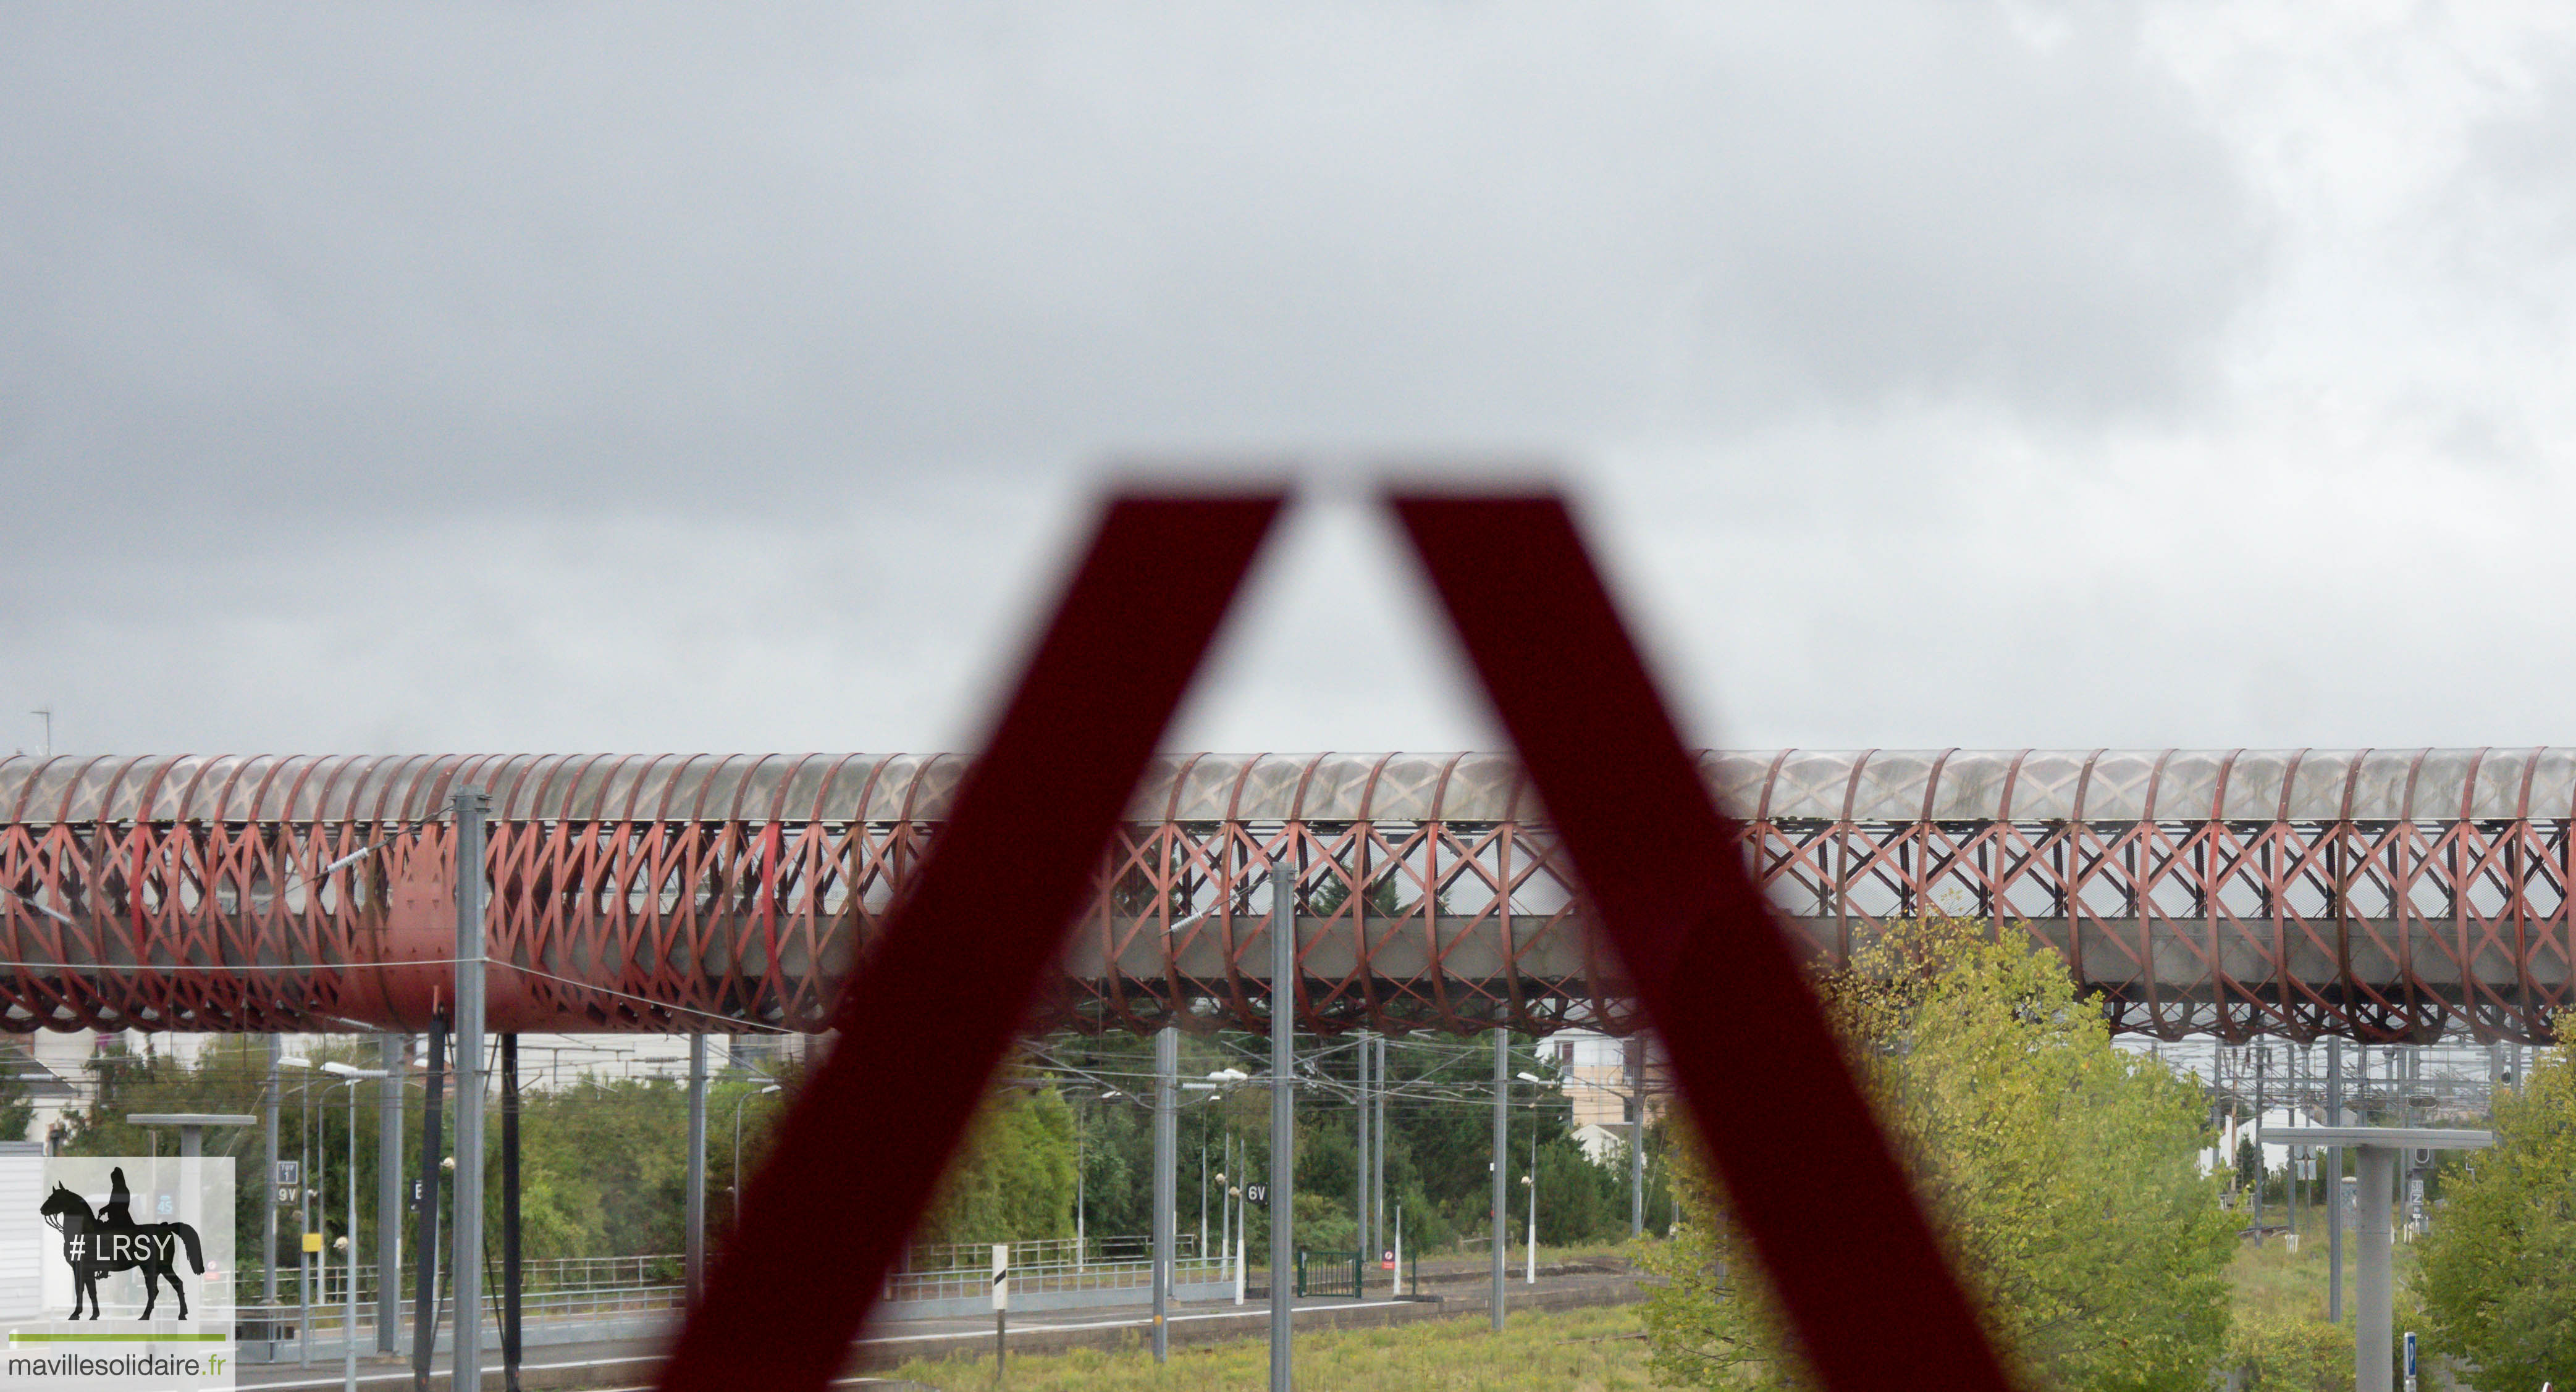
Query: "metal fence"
1294 1249 1360 1299
242 1235 1230 1336
238 1252 689 1338
881 1250 1221 1302
896 1233 1203 1273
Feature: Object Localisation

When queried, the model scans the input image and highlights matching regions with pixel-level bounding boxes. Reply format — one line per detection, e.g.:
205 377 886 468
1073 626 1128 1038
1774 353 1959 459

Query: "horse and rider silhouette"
38 1166 206 1320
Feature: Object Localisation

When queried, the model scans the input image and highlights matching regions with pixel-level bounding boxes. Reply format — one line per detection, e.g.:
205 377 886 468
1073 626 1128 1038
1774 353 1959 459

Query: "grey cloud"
2451 33 2576 301
43 5 2509 765
2 2 2258 564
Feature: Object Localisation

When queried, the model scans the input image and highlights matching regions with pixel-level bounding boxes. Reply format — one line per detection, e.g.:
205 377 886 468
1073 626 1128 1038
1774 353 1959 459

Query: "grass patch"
2226 1224 2420 1325
2222 1223 2435 1390
880 1302 1657 1391
880 1229 2416 1391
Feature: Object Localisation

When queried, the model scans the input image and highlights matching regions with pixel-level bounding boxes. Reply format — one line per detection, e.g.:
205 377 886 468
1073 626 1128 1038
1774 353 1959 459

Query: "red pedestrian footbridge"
1 749 2565 1042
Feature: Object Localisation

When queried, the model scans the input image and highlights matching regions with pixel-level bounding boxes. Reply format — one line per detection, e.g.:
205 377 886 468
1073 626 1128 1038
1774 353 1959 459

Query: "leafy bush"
911 1081 1077 1247
2226 1314 2347 1392
2414 1023 2576 1390
1638 915 2237 1392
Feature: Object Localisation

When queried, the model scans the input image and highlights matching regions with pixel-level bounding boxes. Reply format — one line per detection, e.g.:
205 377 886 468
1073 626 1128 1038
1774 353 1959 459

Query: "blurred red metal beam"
1391 492 2011 1392
656 492 1284 1392
662 487 2012 1392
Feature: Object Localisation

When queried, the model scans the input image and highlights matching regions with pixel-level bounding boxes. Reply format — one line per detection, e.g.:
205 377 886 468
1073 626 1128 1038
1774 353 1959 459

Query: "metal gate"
1294 1249 1360 1299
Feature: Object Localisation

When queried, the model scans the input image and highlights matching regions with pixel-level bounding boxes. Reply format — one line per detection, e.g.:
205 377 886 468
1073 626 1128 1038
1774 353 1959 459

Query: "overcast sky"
7 3 2575 761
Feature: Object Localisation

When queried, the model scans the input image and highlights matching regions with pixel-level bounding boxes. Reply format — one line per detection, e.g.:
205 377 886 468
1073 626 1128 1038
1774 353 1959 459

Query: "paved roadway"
236 1257 1645 1391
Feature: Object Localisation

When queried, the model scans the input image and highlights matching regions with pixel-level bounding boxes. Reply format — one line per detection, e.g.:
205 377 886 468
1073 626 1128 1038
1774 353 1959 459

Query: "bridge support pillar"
1151 1024 1175 1363
2326 1039 2342 1325
450 786 490 1392
2300 1126 2491 1392
377 1033 403 1353
1268 863 1294 1392
503 1033 524 1388
1491 1027 1507 1331
1373 1034 1387 1268
2355 1146 2393 1392
1628 1037 1646 1239
264 1037 280 1309
411 1018 445 1392
686 1034 708 1307
1353 1028 1369 1281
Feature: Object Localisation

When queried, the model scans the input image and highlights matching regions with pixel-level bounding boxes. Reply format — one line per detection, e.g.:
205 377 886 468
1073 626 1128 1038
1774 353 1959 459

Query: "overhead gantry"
1 750 2567 1041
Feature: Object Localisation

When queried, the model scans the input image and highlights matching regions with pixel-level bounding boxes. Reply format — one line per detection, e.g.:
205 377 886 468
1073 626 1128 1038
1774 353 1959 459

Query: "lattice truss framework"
1 751 2569 1042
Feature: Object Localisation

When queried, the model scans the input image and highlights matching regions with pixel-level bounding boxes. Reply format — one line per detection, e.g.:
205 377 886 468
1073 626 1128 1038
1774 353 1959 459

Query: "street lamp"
1516 1071 1546 1285
276 1056 319 1369
1214 1167 1228 1285
729 1084 781 1228
1220 1171 1247 1305
1075 1094 1088 1270
1201 1069 1247 1280
321 1061 389 1392
1548 1067 1653 1238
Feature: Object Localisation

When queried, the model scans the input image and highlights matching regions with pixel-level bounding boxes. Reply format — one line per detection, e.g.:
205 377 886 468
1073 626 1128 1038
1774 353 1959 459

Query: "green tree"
911 1081 1077 1247
57 1035 292 1283
0 1042 36 1144
1530 1128 1623 1244
514 1076 698 1259
2225 1314 2351 1392
2414 1023 2576 1388
1306 870 1409 920
909 1021 1652 1266
1638 915 2236 1392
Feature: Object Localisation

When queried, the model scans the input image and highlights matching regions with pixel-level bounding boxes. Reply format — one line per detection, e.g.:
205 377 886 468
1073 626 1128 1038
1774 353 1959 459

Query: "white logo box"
0 1154 235 1391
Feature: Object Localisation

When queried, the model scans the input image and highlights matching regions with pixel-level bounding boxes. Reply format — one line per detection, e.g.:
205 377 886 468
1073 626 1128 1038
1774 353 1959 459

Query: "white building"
8 1028 811 1146
1541 1029 1666 1143
2199 1103 2360 1179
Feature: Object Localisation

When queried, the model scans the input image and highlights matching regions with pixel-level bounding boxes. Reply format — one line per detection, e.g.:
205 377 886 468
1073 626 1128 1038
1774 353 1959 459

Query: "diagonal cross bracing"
0 750 2566 1041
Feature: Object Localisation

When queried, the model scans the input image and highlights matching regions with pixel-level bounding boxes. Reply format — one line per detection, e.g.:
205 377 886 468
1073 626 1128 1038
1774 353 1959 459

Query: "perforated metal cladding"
20 750 2572 825
0 752 2569 1041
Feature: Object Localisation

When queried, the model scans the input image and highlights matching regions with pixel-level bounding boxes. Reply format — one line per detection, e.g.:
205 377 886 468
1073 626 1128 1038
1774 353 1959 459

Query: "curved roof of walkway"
6 750 2575 825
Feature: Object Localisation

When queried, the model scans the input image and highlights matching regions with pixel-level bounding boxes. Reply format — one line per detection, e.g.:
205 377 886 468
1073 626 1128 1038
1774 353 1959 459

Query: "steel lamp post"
1517 1070 1546 1284
728 1084 781 1228
321 1062 388 1392
272 1057 318 1367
